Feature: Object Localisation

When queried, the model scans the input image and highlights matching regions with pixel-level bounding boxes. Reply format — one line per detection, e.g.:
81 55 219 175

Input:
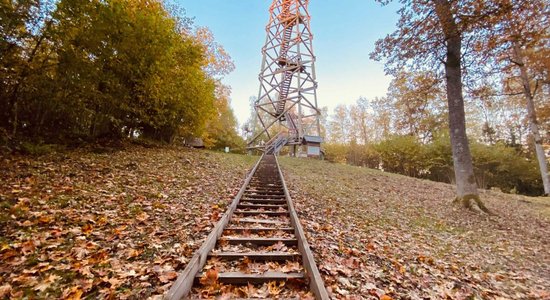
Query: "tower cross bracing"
248 0 322 155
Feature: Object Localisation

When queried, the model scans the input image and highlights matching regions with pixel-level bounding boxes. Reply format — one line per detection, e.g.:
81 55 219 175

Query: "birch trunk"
513 41 550 195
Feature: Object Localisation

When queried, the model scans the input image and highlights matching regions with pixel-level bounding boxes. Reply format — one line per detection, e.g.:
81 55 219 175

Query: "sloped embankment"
280 157 550 299
2 150 548 299
0 147 255 299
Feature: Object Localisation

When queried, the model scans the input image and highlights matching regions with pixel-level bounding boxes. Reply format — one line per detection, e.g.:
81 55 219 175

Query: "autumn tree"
474 0 549 195
243 97 261 141
0 0 56 135
349 98 374 145
202 84 245 151
370 97 393 141
318 106 330 141
194 27 235 79
328 104 351 144
0 0 230 144
386 71 447 141
371 0 515 211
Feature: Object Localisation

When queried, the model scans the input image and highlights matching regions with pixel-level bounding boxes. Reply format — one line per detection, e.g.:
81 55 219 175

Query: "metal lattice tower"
248 0 322 156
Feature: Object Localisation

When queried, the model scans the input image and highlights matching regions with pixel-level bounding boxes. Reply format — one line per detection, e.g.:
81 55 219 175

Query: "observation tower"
247 0 322 157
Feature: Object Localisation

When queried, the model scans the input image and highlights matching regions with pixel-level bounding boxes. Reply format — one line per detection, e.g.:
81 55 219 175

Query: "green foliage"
346 141 374 168
323 143 348 164
202 87 245 152
0 0 239 145
323 133 545 196
470 142 543 195
375 135 427 178
424 132 454 183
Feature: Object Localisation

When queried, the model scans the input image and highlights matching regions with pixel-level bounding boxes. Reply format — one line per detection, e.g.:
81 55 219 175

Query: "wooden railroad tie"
165 154 329 299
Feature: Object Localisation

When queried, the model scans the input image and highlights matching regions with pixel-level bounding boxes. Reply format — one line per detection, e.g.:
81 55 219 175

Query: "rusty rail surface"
165 154 328 299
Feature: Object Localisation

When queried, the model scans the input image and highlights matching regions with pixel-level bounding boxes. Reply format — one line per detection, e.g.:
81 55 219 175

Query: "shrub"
374 135 427 178
322 131 546 196
323 143 348 163
470 142 543 195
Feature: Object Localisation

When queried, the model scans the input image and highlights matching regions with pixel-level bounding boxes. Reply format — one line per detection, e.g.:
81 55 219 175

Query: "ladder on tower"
277 69 294 116
276 6 296 118
285 111 299 143
279 24 293 65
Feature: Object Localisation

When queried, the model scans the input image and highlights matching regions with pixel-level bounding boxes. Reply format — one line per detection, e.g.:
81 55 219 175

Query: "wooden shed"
303 135 322 157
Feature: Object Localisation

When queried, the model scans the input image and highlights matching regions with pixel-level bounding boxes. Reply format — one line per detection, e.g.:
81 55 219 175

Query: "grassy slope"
279 157 550 299
0 147 256 299
1 148 548 299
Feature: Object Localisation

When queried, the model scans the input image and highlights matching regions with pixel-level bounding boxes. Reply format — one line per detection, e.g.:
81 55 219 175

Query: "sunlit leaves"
194 27 235 78
201 84 245 151
0 0 237 143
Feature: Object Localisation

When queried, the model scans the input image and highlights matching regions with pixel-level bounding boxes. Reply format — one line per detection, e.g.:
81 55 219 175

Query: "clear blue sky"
176 0 401 127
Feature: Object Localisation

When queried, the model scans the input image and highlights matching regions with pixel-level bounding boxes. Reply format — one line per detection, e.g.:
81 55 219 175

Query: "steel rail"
164 154 265 300
275 155 329 300
164 154 328 299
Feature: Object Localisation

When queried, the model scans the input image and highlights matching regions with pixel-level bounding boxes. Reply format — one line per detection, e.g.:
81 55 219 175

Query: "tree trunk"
513 41 550 195
433 0 488 212
8 20 52 136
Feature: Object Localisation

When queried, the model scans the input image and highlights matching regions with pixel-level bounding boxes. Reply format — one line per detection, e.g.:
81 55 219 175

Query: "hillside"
0 146 256 299
1 147 549 299
280 157 550 299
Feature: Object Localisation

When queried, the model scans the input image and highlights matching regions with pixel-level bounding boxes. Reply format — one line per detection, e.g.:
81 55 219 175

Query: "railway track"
165 155 328 299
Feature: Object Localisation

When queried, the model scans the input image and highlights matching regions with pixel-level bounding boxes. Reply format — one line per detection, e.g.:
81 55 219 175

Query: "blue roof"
303 135 323 143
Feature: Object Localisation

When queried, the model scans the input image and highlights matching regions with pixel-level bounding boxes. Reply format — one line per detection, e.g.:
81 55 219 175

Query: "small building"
303 135 322 157
184 137 205 149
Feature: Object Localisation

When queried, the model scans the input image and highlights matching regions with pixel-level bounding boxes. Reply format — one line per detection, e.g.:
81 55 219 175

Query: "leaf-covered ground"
0 146 255 299
2 148 549 299
279 157 550 300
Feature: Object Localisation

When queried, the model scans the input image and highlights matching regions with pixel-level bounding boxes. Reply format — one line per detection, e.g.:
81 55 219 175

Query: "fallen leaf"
0 284 12 297
39 215 53 224
239 257 251 274
281 261 301 273
21 220 33 227
199 269 219 287
21 240 36 255
127 248 140 259
159 271 178 283
82 223 93 235
272 241 286 251
267 281 284 296
136 212 149 222
34 281 52 292
62 286 83 300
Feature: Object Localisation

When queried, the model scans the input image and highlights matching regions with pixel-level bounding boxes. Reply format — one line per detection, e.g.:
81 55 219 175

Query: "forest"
1 0 244 149
318 75 549 196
